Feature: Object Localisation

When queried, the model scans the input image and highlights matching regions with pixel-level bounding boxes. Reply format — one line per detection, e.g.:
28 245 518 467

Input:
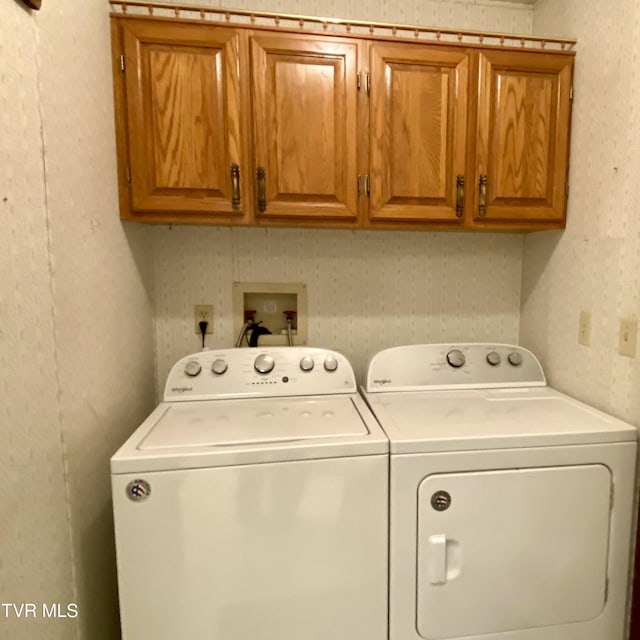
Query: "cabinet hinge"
126 166 131 184
120 54 125 73
569 86 573 102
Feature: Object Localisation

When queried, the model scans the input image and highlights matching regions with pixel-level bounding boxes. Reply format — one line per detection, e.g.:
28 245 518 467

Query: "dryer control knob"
446 349 466 368
211 359 228 375
184 360 202 377
254 354 275 374
299 356 315 372
323 356 339 372
487 351 501 366
508 351 523 367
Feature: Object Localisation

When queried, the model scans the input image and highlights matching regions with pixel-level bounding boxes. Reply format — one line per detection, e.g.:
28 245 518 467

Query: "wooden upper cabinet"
471 49 573 227
249 33 359 223
368 43 469 225
118 20 250 223
111 14 574 230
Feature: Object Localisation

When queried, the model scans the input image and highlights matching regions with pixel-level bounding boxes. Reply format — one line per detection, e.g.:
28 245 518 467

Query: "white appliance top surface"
112 393 388 473
141 396 368 449
113 348 388 473
362 343 637 452
363 386 637 452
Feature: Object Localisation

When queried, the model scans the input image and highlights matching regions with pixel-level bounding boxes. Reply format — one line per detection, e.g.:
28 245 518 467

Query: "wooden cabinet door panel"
369 44 469 223
474 50 573 225
122 21 248 220
251 34 358 222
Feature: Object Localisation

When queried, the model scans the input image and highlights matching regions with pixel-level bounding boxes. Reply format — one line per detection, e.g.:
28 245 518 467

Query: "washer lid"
111 394 388 473
363 386 637 453
142 396 368 449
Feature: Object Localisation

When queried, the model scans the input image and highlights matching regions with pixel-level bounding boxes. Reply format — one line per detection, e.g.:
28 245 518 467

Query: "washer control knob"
254 354 275 374
323 355 339 372
446 349 466 368
486 351 501 366
211 359 228 375
508 351 523 367
184 360 202 377
299 356 315 372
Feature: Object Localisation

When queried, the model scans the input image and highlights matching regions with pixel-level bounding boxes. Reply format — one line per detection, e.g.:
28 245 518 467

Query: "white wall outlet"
618 318 637 358
578 311 591 347
194 305 213 334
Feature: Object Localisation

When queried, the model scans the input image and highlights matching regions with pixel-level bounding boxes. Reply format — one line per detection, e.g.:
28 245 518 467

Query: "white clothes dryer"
111 347 388 640
362 343 637 640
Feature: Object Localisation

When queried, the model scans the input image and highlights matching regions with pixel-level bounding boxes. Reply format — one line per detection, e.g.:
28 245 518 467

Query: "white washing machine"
111 347 388 640
362 343 638 640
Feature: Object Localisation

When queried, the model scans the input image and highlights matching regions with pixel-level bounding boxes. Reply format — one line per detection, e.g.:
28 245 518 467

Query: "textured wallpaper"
36 1 157 638
154 227 523 385
151 0 532 390
521 0 640 428
0 4 73 640
1 1 156 639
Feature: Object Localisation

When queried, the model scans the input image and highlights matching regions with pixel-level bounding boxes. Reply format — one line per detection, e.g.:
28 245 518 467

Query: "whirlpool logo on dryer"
171 386 193 393
373 379 392 385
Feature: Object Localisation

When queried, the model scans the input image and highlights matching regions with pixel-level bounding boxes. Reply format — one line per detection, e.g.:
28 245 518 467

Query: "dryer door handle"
427 534 447 584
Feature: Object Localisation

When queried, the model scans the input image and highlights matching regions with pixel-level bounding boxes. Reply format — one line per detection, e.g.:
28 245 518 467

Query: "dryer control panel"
164 347 356 401
365 343 546 392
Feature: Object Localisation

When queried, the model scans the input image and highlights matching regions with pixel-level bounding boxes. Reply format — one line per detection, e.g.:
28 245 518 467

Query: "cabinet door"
473 50 573 226
250 34 359 224
120 20 250 222
369 44 469 225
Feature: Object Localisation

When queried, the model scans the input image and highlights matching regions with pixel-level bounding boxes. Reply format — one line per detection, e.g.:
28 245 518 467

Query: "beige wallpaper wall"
152 0 532 390
2 1 156 639
0 4 73 640
154 227 523 385
37 2 157 637
521 0 640 428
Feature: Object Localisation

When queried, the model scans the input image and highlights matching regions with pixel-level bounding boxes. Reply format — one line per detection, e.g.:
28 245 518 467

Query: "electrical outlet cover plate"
194 305 213 334
578 311 591 347
619 318 637 358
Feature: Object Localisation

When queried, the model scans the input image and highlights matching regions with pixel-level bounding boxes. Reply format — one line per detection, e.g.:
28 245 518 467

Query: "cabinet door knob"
257 166 267 212
456 174 465 217
478 174 488 216
231 163 241 210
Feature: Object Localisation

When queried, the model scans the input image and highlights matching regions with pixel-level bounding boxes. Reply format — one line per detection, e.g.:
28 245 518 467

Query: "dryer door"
416 464 611 639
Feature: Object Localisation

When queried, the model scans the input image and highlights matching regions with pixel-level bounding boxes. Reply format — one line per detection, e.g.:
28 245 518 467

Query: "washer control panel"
366 343 546 393
165 347 354 401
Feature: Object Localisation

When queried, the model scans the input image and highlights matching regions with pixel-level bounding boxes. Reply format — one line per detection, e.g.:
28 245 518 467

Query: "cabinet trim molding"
109 1 576 52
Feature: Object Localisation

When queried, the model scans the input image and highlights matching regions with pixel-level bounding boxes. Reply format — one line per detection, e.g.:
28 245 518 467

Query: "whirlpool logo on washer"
171 386 193 393
373 379 392 385
126 479 151 502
